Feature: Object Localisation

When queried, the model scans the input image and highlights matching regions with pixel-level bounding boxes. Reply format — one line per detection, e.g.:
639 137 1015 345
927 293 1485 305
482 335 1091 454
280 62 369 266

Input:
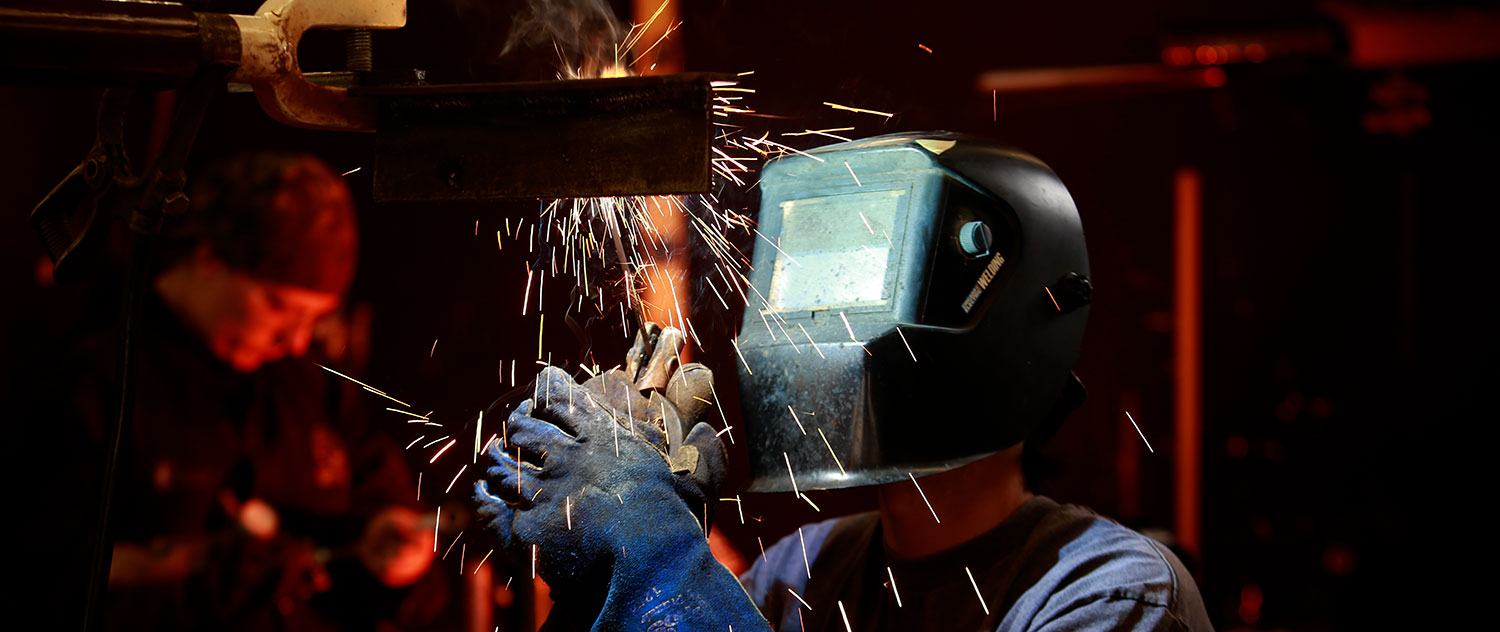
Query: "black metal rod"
79 69 224 632
81 229 152 632
0 1 239 86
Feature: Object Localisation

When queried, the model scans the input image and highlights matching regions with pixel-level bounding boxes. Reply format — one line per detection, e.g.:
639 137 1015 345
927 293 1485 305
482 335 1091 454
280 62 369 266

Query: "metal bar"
367 73 724 200
0 1 239 86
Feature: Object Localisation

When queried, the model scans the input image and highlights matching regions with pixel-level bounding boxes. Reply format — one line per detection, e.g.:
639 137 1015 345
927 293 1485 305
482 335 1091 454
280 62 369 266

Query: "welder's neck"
877 444 1032 559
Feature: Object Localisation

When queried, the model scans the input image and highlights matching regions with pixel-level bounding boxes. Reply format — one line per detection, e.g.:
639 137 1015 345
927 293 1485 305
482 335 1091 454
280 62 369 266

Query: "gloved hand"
473 328 769 631
577 322 726 528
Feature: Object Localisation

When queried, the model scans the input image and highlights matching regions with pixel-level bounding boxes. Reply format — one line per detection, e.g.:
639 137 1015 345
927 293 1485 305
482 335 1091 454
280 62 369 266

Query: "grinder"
736 131 1091 493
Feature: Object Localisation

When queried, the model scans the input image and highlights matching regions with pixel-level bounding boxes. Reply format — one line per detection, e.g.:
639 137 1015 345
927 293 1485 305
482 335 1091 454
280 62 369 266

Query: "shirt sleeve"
739 516 843 628
1031 592 1191 632
1019 520 1212 632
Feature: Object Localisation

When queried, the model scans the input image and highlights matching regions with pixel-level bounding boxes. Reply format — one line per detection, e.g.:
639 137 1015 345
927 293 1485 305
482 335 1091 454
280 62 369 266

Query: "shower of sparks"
445 465 467 494
406 436 425 450
838 601 854 632
422 436 449 449
459 544 465 574
431 339 439 357
531 544 537 579
918 44 933 53
341 166 361 176
442 532 464 560
844 161 862 186
474 549 493 575
895 326 917 361
1045 286 1062 311
800 493 821 512
784 452 800 497
390 408 429 419
818 428 846 475
788 588 813 610
798 527 812 579
316 363 410 407
784 127 854 142
429 439 457 463
887 566 903 607
566 496 572 530
909 472 941 524
839 312 857 342
966 567 990 615
474 411 484 463
754 229 803 267
735 494 745 524
433 507 440 552
1126 411 1155 453
731 339 754 374
799 324 826 358
416 472 421 500
823 101 895 119
521 267 534 315
788 405 807 435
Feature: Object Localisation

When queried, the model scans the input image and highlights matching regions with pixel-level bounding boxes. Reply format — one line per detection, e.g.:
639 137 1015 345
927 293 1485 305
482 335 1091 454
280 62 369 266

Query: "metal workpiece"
367 73 724 200
737 132 1091 493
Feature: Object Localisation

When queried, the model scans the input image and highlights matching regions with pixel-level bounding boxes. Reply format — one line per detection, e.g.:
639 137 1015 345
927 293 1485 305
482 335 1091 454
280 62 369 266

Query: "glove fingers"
530 367 604 437
581 370 652 416
680 421 728 496
483 442 543 501
664 363 716 429
505 409 574 458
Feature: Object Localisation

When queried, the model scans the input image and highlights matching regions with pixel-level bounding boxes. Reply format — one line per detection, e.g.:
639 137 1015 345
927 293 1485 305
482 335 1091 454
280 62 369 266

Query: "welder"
9 151 436 630
473 133 1213 630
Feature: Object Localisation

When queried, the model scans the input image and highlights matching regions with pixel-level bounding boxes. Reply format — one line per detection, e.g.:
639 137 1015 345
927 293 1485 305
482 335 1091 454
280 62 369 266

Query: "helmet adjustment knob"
958 220 993 257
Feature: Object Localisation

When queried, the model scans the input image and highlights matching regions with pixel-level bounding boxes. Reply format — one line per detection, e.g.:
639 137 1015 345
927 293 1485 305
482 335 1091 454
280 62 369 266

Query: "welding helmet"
735 132 1090 493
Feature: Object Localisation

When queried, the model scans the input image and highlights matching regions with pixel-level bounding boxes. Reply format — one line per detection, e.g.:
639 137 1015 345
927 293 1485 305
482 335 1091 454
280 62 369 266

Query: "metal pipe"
0 1 239 86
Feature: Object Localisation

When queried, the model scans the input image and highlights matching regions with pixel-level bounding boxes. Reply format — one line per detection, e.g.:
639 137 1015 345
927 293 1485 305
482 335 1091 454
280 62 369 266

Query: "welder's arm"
473 366 771 631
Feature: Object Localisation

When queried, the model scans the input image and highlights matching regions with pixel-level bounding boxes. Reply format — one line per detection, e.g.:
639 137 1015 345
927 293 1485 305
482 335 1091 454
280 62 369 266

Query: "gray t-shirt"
740 496 1213 631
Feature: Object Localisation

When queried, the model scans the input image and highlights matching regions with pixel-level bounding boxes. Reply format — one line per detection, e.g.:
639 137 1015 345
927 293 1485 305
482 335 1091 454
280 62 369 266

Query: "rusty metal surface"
366 73 724 200
229 0 406 131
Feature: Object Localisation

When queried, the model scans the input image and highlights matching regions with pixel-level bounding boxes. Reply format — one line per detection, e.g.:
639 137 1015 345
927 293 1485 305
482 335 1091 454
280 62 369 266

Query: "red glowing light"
1195 45 1218 65
1202 67 1227 87
1238 583 1263 624
1245 43 1268 63
1163 46 1194 66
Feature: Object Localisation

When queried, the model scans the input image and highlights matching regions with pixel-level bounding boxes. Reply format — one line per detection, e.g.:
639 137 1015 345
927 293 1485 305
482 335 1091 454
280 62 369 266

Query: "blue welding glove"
474 366 770 631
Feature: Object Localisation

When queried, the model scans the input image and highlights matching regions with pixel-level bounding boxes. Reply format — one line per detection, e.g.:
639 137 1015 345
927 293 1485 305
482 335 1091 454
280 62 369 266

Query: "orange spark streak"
823 101 895 119
442 531 464 560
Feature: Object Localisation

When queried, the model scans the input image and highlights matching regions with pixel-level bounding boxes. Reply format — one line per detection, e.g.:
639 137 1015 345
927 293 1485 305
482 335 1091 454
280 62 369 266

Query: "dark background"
3 0 1494 629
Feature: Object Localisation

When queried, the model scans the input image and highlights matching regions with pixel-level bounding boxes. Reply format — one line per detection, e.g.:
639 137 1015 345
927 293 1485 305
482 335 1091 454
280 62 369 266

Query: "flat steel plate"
363 73 727 201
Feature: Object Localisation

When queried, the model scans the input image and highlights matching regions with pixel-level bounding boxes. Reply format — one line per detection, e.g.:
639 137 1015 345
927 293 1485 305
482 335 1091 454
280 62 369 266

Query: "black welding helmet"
735 131 1090 493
